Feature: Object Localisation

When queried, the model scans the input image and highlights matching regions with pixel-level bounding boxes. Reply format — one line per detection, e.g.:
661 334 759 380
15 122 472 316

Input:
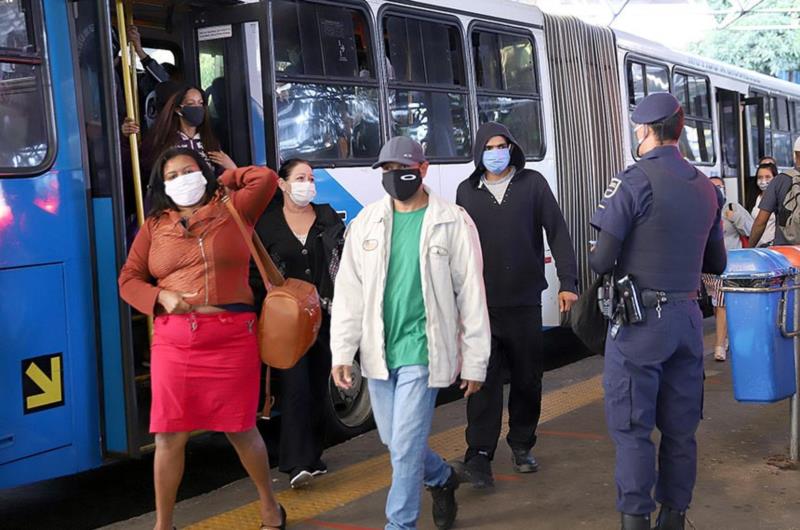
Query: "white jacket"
330 189 491 388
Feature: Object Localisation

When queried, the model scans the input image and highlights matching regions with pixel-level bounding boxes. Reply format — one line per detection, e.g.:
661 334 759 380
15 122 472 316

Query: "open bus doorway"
81 0 374 460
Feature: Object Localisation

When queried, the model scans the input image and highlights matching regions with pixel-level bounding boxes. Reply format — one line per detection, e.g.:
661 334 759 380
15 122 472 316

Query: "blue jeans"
368 365 451 530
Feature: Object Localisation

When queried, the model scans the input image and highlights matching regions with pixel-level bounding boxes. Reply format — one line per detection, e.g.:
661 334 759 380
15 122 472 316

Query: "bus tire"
323 357 374 444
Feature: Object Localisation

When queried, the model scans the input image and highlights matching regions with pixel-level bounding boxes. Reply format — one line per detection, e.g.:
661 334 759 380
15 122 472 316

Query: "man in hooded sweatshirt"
455 122 579 487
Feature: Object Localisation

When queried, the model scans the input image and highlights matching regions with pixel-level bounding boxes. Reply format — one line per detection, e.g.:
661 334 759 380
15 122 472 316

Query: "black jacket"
456 122 578 307
251 200 345 313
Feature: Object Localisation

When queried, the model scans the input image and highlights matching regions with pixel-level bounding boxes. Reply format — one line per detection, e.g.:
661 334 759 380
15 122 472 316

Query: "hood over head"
470 122 526 181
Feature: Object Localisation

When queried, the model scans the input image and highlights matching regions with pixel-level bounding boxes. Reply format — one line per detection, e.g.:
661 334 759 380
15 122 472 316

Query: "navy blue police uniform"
589 93 725 529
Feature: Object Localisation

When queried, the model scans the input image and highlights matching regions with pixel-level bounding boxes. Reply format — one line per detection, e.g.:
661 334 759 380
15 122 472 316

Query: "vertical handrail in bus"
125 1 140 125
115 1 153 344
114 0 145 228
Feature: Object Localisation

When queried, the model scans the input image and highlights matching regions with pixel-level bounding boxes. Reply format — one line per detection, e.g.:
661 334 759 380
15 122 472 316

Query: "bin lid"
770 245 800 267
721 248 794 280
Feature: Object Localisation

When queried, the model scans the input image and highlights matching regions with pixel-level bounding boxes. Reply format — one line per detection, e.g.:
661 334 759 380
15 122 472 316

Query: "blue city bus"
4 0 800 491
1 0 107 487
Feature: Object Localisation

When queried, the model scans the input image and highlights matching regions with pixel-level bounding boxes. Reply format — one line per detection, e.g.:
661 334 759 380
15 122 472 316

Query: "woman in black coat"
253 158 344 488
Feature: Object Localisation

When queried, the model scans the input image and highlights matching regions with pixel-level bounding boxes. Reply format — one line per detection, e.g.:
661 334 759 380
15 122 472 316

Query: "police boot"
654 505 685 530
620 513 650 530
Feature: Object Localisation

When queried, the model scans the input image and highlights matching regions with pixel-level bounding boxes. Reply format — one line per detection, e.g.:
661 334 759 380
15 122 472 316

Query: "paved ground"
103 320 800 530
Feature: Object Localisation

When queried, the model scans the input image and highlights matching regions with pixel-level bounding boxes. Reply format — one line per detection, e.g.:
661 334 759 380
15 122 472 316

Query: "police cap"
631 92 682 125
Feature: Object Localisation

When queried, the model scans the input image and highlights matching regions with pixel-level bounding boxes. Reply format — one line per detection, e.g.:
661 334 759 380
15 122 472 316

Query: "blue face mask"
482 147 511 174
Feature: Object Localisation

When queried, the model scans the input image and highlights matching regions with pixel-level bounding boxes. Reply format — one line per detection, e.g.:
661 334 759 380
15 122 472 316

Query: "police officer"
589 92 726 530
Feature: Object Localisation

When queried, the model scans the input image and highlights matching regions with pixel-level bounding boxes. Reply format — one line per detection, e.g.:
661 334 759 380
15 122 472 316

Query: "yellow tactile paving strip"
187 375 604 529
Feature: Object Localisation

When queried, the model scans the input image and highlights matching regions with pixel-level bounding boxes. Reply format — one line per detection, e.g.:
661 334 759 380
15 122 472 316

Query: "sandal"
259 504 286 530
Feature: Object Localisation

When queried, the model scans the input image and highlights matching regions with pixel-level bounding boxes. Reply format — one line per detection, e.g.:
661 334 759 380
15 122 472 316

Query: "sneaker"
453 454 494 489
714 346 727 362
289 469 313 489
310 459 328 477
511 449 539 473
427 466 459 530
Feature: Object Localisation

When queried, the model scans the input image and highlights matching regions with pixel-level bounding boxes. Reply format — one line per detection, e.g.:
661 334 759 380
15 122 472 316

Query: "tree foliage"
689 0 800 76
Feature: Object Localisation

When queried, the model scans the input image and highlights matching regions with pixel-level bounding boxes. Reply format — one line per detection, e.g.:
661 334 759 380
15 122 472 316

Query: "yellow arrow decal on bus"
23 354 64 412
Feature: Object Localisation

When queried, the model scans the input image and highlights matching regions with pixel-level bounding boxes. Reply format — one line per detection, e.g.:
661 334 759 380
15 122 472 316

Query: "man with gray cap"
749 136 800 247
589 92 726 530
330 136 490 530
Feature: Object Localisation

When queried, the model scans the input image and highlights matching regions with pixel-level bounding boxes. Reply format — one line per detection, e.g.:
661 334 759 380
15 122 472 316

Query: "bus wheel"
324 358 373 443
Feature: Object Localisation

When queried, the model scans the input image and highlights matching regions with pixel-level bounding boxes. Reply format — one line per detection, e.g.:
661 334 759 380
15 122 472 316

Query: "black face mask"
382 168 421 201
179 105 205 127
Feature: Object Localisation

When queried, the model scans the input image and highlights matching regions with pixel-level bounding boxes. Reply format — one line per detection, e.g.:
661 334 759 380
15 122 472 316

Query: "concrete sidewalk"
106 325 800 530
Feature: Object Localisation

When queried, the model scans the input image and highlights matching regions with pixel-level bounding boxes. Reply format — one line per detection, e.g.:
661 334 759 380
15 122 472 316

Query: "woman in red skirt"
119 147 284 530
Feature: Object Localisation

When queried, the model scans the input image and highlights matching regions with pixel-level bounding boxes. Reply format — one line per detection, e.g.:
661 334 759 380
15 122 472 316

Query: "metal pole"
115 2 153 341
125 1 140 124
792 279 800 461
114 0 145 228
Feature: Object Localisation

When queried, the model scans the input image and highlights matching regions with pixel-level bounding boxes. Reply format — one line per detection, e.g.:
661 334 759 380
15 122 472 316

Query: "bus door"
72 0 140 458
184 3 273 168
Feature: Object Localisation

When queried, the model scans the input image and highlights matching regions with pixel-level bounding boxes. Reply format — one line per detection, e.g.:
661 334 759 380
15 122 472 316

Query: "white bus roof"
371 0 544 27
613 29 800 97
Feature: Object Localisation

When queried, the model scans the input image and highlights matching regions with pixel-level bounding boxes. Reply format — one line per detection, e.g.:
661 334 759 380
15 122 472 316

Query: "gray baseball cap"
372 136 426 169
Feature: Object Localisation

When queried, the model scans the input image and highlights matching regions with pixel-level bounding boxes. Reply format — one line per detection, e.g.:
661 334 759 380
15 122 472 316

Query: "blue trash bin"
722 249 797 403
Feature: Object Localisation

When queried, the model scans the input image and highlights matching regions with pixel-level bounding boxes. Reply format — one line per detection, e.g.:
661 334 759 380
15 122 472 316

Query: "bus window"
471 27 543 159
748 91 793 168
627 62 645 105
273 0 380 163
646 65 669 94
772 96 792 167
0 0 34 53
792 100 800 151
672 71 714 164
384 13 471 160
199 38 230 155
626 59 669 157
0 0 52 174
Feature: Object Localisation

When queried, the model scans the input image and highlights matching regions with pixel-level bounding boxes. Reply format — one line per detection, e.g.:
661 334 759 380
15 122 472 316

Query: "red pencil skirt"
150 312 260 433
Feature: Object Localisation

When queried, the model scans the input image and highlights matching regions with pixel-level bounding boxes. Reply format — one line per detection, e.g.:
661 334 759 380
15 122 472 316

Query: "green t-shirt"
383 207 429 369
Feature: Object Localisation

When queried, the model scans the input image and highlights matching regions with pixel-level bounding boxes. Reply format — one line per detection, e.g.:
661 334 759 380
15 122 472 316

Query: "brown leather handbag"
222 192 322 370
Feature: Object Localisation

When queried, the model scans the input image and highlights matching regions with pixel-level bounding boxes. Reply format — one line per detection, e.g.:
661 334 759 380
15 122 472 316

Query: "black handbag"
570 275 608 356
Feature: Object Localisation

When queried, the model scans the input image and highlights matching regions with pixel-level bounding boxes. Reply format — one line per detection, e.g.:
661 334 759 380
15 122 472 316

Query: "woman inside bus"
118 148 286 530
750 158 778 247
142 84 236 177
253 158 345 489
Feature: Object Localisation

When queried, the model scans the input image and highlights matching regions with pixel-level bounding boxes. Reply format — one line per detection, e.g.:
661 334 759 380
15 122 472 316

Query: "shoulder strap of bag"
221 189 286 288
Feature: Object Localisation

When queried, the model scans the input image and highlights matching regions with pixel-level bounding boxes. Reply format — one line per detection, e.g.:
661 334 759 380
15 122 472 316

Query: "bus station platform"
104 325 800 530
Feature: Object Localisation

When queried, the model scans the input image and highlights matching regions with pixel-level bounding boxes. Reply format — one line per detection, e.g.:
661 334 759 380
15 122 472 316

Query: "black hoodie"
456 122 578 307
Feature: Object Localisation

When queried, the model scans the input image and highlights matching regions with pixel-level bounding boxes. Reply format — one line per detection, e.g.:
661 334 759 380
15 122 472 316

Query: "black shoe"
654 505 685 530
511 449 539 473
453 454 494 489
427 466 459 530
260 503 287 530
621 513 650 530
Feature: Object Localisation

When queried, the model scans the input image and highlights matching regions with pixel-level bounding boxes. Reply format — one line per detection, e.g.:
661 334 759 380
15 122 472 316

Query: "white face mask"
757 178 771 191
287 181 316 207
164 170 207 207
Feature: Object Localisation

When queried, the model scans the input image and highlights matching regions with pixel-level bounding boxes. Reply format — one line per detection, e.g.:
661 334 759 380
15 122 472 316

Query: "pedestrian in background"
702 177 752 362
750 159 778 247
749 139 800 247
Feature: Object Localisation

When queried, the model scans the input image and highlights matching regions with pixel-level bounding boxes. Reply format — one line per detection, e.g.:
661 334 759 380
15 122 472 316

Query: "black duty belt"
641 290 699 308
